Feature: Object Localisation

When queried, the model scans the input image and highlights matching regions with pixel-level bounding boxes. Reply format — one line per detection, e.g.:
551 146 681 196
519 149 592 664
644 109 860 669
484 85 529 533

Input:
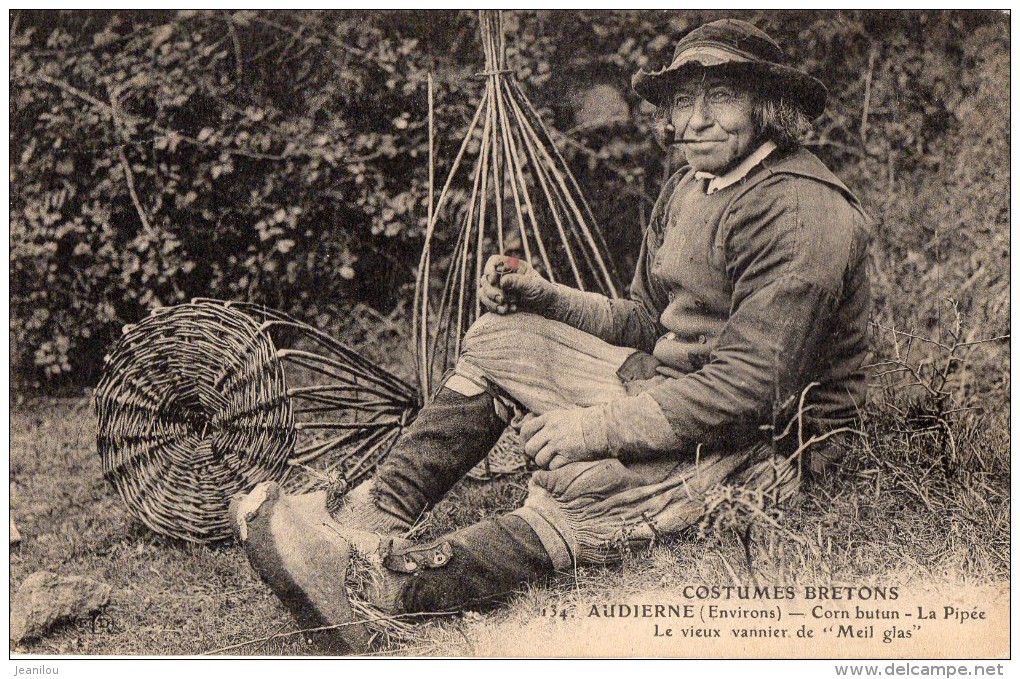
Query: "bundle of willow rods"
413 10 622 400
95 299 417 542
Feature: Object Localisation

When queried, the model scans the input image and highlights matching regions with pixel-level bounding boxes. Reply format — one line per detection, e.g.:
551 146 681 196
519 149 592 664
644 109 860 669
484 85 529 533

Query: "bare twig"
860 44 878 145
116 146 154 234
107 86 155 235
199 610 456 656
225 13 245 79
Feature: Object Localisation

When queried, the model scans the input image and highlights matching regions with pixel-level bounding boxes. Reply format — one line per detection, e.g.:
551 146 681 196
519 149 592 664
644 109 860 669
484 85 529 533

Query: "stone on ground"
10 571 112 643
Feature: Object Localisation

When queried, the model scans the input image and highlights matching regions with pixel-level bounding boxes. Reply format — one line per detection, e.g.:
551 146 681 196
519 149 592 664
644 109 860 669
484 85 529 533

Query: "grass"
9 297 1010 656
9 359 1009 656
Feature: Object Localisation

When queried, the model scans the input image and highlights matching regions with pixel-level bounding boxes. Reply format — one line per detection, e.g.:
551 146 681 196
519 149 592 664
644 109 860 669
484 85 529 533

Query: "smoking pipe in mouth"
663 124 718 146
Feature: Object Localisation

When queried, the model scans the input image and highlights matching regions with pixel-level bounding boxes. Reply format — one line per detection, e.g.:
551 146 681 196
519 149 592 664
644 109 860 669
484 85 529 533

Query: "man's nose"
685 93 713 130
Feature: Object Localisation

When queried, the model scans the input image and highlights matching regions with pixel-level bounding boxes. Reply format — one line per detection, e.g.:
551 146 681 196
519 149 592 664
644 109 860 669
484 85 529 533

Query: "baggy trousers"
441 312 801 570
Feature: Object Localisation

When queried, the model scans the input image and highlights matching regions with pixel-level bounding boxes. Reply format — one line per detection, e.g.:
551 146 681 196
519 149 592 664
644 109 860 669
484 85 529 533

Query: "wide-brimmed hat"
632 18 827 120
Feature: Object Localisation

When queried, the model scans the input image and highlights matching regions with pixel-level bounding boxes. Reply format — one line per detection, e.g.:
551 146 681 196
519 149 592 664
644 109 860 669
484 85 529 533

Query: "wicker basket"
95 300 422 543
95 303 296 542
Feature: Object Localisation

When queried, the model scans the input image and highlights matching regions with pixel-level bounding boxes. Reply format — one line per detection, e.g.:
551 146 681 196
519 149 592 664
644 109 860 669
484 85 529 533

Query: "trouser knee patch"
439 370 520 425
442 373 488 398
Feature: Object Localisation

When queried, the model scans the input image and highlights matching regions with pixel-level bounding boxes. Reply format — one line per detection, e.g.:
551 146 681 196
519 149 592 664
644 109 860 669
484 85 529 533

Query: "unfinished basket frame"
95 299 418 542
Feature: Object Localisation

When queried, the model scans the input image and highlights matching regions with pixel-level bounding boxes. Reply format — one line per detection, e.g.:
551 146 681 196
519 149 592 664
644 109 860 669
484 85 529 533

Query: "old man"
230 18 870 653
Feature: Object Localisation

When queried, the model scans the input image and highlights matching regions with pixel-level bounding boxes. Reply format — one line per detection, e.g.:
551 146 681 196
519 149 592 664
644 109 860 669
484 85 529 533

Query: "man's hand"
519 408 610 470
479 255 556 315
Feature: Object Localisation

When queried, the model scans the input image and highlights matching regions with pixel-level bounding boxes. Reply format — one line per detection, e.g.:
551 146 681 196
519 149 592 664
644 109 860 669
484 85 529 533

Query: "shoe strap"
381 538 454 573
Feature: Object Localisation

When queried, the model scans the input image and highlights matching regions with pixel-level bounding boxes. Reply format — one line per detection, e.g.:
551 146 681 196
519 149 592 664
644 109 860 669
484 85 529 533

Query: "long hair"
749 95 812 149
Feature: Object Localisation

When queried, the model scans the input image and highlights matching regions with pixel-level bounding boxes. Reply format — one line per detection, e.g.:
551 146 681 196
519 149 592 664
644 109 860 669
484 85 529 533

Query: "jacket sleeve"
600 175 864 458
540 172 682 352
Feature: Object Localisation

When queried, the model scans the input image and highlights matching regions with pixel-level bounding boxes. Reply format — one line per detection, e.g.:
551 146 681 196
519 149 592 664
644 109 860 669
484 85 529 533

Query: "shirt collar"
693 141 778 194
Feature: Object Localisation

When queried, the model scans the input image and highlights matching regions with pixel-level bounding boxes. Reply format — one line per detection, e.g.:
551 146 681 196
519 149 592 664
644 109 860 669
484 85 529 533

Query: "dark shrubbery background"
10 10 1009 394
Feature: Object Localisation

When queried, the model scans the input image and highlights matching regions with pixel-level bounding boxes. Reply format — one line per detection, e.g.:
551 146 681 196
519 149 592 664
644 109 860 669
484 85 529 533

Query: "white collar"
693 141 778 194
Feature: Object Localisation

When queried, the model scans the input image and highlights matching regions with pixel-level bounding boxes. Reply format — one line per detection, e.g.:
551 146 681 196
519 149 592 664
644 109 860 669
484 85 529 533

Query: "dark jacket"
549 146 871 453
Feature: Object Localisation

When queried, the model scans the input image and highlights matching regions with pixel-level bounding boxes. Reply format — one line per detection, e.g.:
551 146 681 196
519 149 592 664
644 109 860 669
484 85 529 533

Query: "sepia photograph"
8 8 1011 667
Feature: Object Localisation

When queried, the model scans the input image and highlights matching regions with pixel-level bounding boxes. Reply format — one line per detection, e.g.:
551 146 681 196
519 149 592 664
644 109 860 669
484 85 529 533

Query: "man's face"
669 75 757 175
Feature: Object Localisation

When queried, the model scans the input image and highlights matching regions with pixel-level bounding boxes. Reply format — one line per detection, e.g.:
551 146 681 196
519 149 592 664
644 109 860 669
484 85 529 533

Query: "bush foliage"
9 10 1009 391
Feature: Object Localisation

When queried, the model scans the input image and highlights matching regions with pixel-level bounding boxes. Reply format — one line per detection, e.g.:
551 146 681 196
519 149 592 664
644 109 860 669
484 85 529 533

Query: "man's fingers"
534 445 557 469
479 275 501 297
481 256 504 293
547 454 570 470
481 299 510 315
483 254 503 277
483 254 519 287
526 436 550 462
499 272 525 292
655 365 684 379
478 289 498 312
524 432 550 460
479 257 536 314
519 414 546 442
478 278 505 307
478 284 495 308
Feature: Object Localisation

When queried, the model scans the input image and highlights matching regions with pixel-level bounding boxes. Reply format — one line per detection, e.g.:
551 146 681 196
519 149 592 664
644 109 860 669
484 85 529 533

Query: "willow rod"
344 428 402 485
413 98 486 398
508 78 620 295
427 193 473 385
504 88 585 290
453 95 494 359
257 319 415 395
418 72 436 398
474 77 497 322
491 75 557 281
491 81 506 255
503 80 616 295
289 429 366 465
275 352 410 401
504 83 605 296
492 73 533 265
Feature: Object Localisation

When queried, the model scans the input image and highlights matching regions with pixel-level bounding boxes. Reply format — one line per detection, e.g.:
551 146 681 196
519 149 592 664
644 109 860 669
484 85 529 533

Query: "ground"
9 395 1009 656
